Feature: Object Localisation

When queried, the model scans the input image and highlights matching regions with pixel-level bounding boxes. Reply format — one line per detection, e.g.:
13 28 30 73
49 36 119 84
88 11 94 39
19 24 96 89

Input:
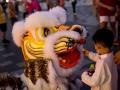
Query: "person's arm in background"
96 0 115 11
114 50 120 64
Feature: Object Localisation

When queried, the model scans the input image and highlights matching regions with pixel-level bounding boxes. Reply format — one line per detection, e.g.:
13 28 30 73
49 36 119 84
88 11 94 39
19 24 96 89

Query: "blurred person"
59 0 64 8
0 3 9 45
46 0 59 9
32 0 41 12
26 0 33 14
18 1 27 18
46 0 64 10
26 0 41 14
14 0 19 15
7 1 17 26
92 0 99 20
70 0 77 15
96 0 117 43
1 0 7 16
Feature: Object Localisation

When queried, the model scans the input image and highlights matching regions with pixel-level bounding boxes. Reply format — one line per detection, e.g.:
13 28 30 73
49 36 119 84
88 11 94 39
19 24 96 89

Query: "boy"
82 28 118 90
70 0 77 15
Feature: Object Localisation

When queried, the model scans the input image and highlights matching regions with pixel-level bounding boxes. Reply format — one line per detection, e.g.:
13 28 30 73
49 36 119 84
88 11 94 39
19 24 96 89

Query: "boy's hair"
92 28 114 48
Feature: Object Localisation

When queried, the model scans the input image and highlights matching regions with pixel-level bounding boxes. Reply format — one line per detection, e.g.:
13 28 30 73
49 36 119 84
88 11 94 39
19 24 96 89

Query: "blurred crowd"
92 0 120 45
0 0 119 46
0 0 119 66
0 0 66 44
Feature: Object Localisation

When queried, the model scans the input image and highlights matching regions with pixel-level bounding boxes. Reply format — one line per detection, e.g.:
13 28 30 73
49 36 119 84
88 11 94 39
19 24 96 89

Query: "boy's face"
94 43 109 55
94 43 103 54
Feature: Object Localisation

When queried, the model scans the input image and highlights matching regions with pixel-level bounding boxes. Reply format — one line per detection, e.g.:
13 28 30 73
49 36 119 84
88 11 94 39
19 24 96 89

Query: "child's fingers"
82 48 86 55
82 48 85 52
82 48 89 56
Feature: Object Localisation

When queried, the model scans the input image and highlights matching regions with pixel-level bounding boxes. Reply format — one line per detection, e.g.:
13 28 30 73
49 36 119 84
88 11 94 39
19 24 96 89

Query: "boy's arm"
82 49 100 62
88 51 101 62
96 0 115 11
81 62 109 87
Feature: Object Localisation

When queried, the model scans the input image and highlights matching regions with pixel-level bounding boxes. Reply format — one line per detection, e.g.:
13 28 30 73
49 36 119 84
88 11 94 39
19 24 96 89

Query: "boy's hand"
114 51 120 64
82 48 89 57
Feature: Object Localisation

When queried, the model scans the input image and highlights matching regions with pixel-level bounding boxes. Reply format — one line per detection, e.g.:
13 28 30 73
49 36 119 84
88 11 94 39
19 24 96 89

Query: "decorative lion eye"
43 28 50 37
66 38 75 47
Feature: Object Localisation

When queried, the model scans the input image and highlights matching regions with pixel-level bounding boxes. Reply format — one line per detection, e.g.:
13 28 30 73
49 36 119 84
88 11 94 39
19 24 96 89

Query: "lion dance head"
12 6 87 90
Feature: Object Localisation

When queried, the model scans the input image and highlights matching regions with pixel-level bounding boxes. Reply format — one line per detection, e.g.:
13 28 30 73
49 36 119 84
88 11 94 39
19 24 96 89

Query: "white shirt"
82 52 118 90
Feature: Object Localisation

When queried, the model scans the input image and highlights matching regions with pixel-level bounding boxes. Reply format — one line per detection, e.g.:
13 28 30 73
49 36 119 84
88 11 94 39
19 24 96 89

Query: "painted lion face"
43 24 87 68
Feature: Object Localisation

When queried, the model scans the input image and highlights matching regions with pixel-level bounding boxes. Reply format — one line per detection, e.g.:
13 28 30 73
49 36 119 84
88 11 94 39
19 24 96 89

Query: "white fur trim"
71 25 88 38
25 11 61 32
81 26 88 38
6 86 12 90
48 61 58 90
21 74 50 90
12 21 26 47
49 6 67 24
48 61 67 90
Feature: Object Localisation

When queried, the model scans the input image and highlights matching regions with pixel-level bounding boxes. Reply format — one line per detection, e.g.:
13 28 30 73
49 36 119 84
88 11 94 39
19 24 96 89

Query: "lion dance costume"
12 6 87 90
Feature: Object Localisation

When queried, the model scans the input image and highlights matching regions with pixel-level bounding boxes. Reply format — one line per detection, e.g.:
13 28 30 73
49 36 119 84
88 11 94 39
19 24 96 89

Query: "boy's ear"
114 51 120 64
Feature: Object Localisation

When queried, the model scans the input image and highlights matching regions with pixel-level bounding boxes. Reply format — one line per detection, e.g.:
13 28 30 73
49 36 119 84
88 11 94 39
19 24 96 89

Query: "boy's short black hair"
92 28 114 48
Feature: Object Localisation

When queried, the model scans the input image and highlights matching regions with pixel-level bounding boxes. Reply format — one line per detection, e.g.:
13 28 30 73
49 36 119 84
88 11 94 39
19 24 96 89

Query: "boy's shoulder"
99 53 113 63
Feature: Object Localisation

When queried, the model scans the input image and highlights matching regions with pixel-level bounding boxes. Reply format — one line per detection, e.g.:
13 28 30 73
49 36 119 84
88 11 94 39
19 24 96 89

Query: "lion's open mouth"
58 48 80 69
54 37 81 69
